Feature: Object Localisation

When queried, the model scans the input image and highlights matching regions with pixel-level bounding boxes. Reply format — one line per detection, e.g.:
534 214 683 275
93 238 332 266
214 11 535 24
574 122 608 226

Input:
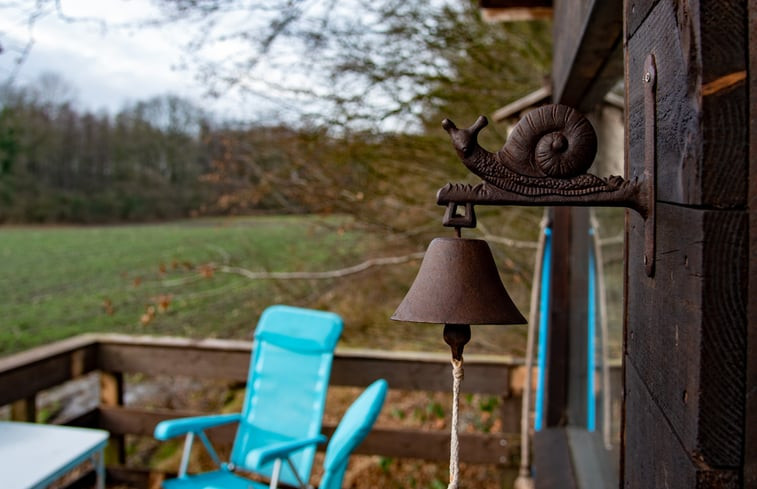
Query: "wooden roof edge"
481 7 553 23
492 86 624 124
603 91 624 110
492 85 552 123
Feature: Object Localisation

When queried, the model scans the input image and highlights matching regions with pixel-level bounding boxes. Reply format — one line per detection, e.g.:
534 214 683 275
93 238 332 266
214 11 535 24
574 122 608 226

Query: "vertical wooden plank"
544 207 572 426
543 206 591 428
10 396 36 422
552 0 624 111
100 371 125 465
627 0 747 208
567 208 590 427
626 0 658 39
624 1 749 486
698 0 748 207
627 204 746 467
624 361 740 488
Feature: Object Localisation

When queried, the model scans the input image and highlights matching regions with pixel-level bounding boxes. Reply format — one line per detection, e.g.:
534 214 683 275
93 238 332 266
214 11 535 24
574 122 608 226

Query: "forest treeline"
0 79 452 227
0 80 215 223
0 78 376 223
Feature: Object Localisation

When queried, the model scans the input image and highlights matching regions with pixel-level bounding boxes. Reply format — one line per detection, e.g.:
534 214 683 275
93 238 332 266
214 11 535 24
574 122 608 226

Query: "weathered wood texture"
478 0 551 6
0 335 97 406
0 335 523 400
98 337 517 394
0 335 527 469
566 208 590 427
97 405 517 465
746 0 757 484
625 0 749 486
100 371 126 464
624 362 740 488
552 0 623 111
10 397 36 422
543 207 572 427
627 205 746 466
627 0 748 207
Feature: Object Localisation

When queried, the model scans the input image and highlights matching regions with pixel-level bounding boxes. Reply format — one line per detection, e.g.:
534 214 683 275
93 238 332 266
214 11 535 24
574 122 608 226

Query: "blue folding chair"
154 305 343 489
248 379 388 489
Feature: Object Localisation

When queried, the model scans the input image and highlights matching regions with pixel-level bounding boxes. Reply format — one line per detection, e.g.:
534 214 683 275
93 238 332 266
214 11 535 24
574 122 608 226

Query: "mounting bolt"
499 439 508 447
644 72 652 83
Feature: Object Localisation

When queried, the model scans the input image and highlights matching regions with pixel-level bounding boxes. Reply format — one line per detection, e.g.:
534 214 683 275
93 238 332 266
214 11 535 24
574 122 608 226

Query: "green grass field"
1 214 547 358
0 215 373 354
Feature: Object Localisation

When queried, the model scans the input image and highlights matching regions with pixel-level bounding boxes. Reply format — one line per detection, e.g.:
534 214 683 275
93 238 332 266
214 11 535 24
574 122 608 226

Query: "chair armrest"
154 413 242 440
245 434 327 467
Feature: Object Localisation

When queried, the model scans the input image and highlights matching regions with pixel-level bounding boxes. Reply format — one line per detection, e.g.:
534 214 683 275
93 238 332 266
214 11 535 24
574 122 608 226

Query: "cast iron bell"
392 236 526 360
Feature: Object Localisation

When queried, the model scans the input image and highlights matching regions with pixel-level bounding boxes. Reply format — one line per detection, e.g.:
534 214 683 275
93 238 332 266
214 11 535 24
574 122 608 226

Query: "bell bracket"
438 94 656 276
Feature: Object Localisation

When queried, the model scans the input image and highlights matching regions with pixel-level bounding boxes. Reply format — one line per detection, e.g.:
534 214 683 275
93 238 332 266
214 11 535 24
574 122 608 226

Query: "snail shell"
498 104 597 179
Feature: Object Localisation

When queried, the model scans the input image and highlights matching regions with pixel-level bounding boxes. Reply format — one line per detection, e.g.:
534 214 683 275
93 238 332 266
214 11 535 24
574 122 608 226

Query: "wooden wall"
624 1 748 487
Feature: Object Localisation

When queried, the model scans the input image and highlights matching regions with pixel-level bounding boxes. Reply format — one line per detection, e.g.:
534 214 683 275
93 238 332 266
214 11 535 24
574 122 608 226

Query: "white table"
0 421 109 489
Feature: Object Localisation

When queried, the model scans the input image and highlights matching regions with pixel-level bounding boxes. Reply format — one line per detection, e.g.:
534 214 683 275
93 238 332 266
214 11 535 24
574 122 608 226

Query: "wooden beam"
624 2 749 486
478 0 551 7
627 203 747 467
624 361 739 486
481 8 552 22
542 207 572 427
551 0 623 111
10 397 36 422
331 350 513 394
97 341 251 381
97 405 519 465
626 0 748 208
95 336 518 395
491 85 551 123
0 336 97 406
101 371 125 465
566 209 590 427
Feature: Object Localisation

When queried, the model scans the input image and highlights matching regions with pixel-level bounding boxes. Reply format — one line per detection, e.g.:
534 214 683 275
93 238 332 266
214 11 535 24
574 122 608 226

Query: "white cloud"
0 1 231 115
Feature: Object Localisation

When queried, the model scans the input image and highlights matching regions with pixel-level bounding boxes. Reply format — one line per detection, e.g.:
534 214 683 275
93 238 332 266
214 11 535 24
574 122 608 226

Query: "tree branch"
215 251 425 280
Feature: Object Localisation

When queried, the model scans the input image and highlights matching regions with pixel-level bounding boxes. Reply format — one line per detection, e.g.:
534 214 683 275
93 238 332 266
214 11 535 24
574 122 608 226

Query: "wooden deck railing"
0 334 542 485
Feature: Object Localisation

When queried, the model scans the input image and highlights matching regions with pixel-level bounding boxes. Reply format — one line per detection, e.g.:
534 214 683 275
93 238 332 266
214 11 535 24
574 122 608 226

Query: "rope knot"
451 358 464 380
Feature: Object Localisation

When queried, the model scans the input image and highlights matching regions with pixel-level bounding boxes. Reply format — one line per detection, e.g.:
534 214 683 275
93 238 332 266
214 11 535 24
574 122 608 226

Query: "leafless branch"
215 251 425 280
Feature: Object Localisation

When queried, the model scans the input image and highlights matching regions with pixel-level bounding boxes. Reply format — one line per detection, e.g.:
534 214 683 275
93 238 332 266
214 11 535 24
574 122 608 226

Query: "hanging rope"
448 357 464 489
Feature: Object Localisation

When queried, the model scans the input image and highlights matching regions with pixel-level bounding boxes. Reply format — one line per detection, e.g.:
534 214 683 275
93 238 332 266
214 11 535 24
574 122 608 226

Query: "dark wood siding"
624 1 748 486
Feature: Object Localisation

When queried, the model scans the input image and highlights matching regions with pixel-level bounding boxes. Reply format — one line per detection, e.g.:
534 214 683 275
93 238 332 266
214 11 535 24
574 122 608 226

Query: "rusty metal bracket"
442 202 477 229
437 101 656 275
643 54 657 277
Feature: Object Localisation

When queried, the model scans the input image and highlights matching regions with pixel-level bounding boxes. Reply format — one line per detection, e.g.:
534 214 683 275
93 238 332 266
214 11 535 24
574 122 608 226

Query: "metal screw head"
644 72 652 83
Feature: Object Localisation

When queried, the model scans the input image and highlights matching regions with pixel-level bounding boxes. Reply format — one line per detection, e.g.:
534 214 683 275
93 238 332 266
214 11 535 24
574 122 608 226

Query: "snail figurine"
442 104 621 196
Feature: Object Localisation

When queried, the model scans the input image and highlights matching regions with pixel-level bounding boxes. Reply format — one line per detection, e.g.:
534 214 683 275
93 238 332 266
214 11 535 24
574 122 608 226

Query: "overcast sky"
0 0 253 119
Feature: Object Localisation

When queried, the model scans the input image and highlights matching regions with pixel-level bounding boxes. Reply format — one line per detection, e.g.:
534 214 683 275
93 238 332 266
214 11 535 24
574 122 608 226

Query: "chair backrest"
319 379 388 489
230 305 343 487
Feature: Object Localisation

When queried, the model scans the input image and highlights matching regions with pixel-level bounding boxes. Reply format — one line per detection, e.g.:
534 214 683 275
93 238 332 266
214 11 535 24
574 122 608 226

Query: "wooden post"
10 396 36 422
100 371 125 465
543 206 590 428
624 1 748 486
543 206 571 427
